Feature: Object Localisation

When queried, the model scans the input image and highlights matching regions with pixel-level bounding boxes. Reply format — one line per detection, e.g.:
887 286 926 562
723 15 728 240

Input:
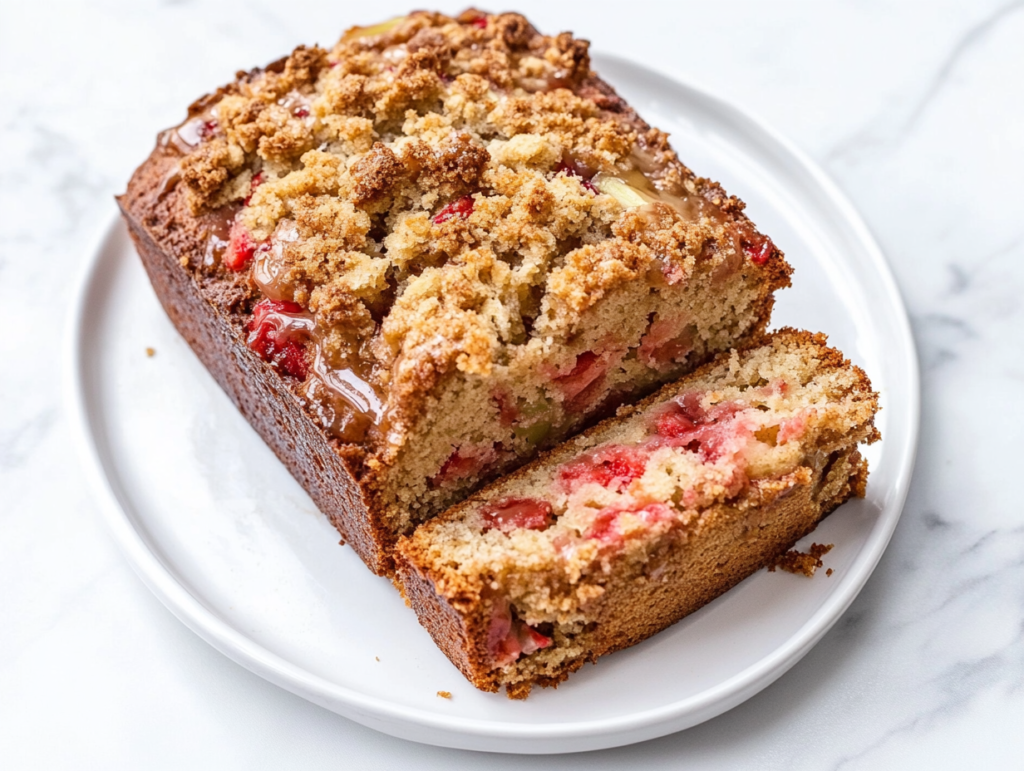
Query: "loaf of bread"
395 330 879 697
118 10 791 576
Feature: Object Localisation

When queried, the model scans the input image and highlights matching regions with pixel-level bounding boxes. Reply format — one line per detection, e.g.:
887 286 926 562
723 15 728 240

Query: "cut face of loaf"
118 10 791 575
395 330 880 697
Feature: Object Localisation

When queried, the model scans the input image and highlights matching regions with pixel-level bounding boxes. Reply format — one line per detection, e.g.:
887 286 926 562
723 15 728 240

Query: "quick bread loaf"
118 10 792 575
395 330 879 697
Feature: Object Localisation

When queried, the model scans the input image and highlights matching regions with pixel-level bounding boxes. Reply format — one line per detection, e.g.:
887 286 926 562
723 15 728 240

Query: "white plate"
66 54 919 754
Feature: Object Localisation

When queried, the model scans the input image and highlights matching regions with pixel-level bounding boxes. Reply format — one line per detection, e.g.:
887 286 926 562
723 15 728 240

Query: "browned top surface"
123 9 791 454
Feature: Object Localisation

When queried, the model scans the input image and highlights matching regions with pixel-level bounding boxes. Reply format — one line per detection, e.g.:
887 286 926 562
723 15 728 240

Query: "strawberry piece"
481 497 554 534
431 443 499 487
585 507 622 545
564 374 606 414
553 351 606 402
517 623 552 656
197 120 219 140
558 444 647 492
653 392 706 438
293 105 310 118
277 340 308 380
471 16 488 29
639 317 693 370
247 299 309 380
777 410 810 444
433 195 474 224
585 503 674 546
652 395 749 462
742 232 774 265
487 600 518 666
553 161 598 193
225 218 257 271
655 410 697 438
486 597 551 666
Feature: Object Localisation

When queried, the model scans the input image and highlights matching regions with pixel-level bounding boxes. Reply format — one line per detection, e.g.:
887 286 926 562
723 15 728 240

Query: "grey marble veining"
2 0 1022 767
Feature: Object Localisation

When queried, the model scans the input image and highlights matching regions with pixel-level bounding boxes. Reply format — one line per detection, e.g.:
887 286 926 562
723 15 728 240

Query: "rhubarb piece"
557 444 648 492
433 195 475 224
481 497 554 534
396 331 879 697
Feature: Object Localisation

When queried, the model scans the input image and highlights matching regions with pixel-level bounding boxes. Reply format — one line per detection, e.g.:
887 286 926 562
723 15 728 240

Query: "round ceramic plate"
66 54 918 754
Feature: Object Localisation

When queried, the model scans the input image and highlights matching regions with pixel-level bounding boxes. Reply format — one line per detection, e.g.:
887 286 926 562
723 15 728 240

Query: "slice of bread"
118 11 791 575
395 330 880 697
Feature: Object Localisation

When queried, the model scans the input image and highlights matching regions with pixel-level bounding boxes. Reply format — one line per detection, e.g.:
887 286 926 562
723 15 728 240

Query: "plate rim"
65 53 920 753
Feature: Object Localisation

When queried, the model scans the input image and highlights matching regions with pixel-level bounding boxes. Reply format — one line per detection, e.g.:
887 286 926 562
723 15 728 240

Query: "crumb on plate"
768 542 834 577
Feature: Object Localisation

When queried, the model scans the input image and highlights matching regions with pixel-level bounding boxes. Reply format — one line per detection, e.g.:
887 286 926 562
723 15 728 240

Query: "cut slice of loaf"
118 11 791 575
395 330 880 697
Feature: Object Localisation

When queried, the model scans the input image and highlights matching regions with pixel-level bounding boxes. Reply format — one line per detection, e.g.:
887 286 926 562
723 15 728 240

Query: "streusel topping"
162 10 777 446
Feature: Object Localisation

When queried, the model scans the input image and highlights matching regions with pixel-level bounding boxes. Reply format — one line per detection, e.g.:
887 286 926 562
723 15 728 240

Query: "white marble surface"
2 0 1022 766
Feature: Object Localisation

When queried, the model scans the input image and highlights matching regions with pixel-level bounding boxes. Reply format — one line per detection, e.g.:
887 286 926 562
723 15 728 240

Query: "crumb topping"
161 10 781 411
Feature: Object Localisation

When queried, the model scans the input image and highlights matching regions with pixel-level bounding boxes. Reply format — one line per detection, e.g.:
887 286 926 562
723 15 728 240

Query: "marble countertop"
3 0 1022 767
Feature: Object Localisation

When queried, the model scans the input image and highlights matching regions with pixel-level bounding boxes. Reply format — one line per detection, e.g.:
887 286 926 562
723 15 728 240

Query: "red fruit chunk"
198 120 219 140
247 299 309 380
481 497 554 534
518 623 552 656
742 233 774 265
564 375 606 414
585 503 674 546
777 411 809 444
558 444 647 492
293 105 310 118
553 351 606 402
486 598 551 666
433 195 474 224
277 341 308 380
471 16 488 29
660 260 686 286
653 392 706 437
639 317 693 371
655 410 696 438
487 600 517 666
225 218 257 271
554 161 598 193
243 171 265 206
431 443 498 487
652 395 748 463
251 298 302 321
